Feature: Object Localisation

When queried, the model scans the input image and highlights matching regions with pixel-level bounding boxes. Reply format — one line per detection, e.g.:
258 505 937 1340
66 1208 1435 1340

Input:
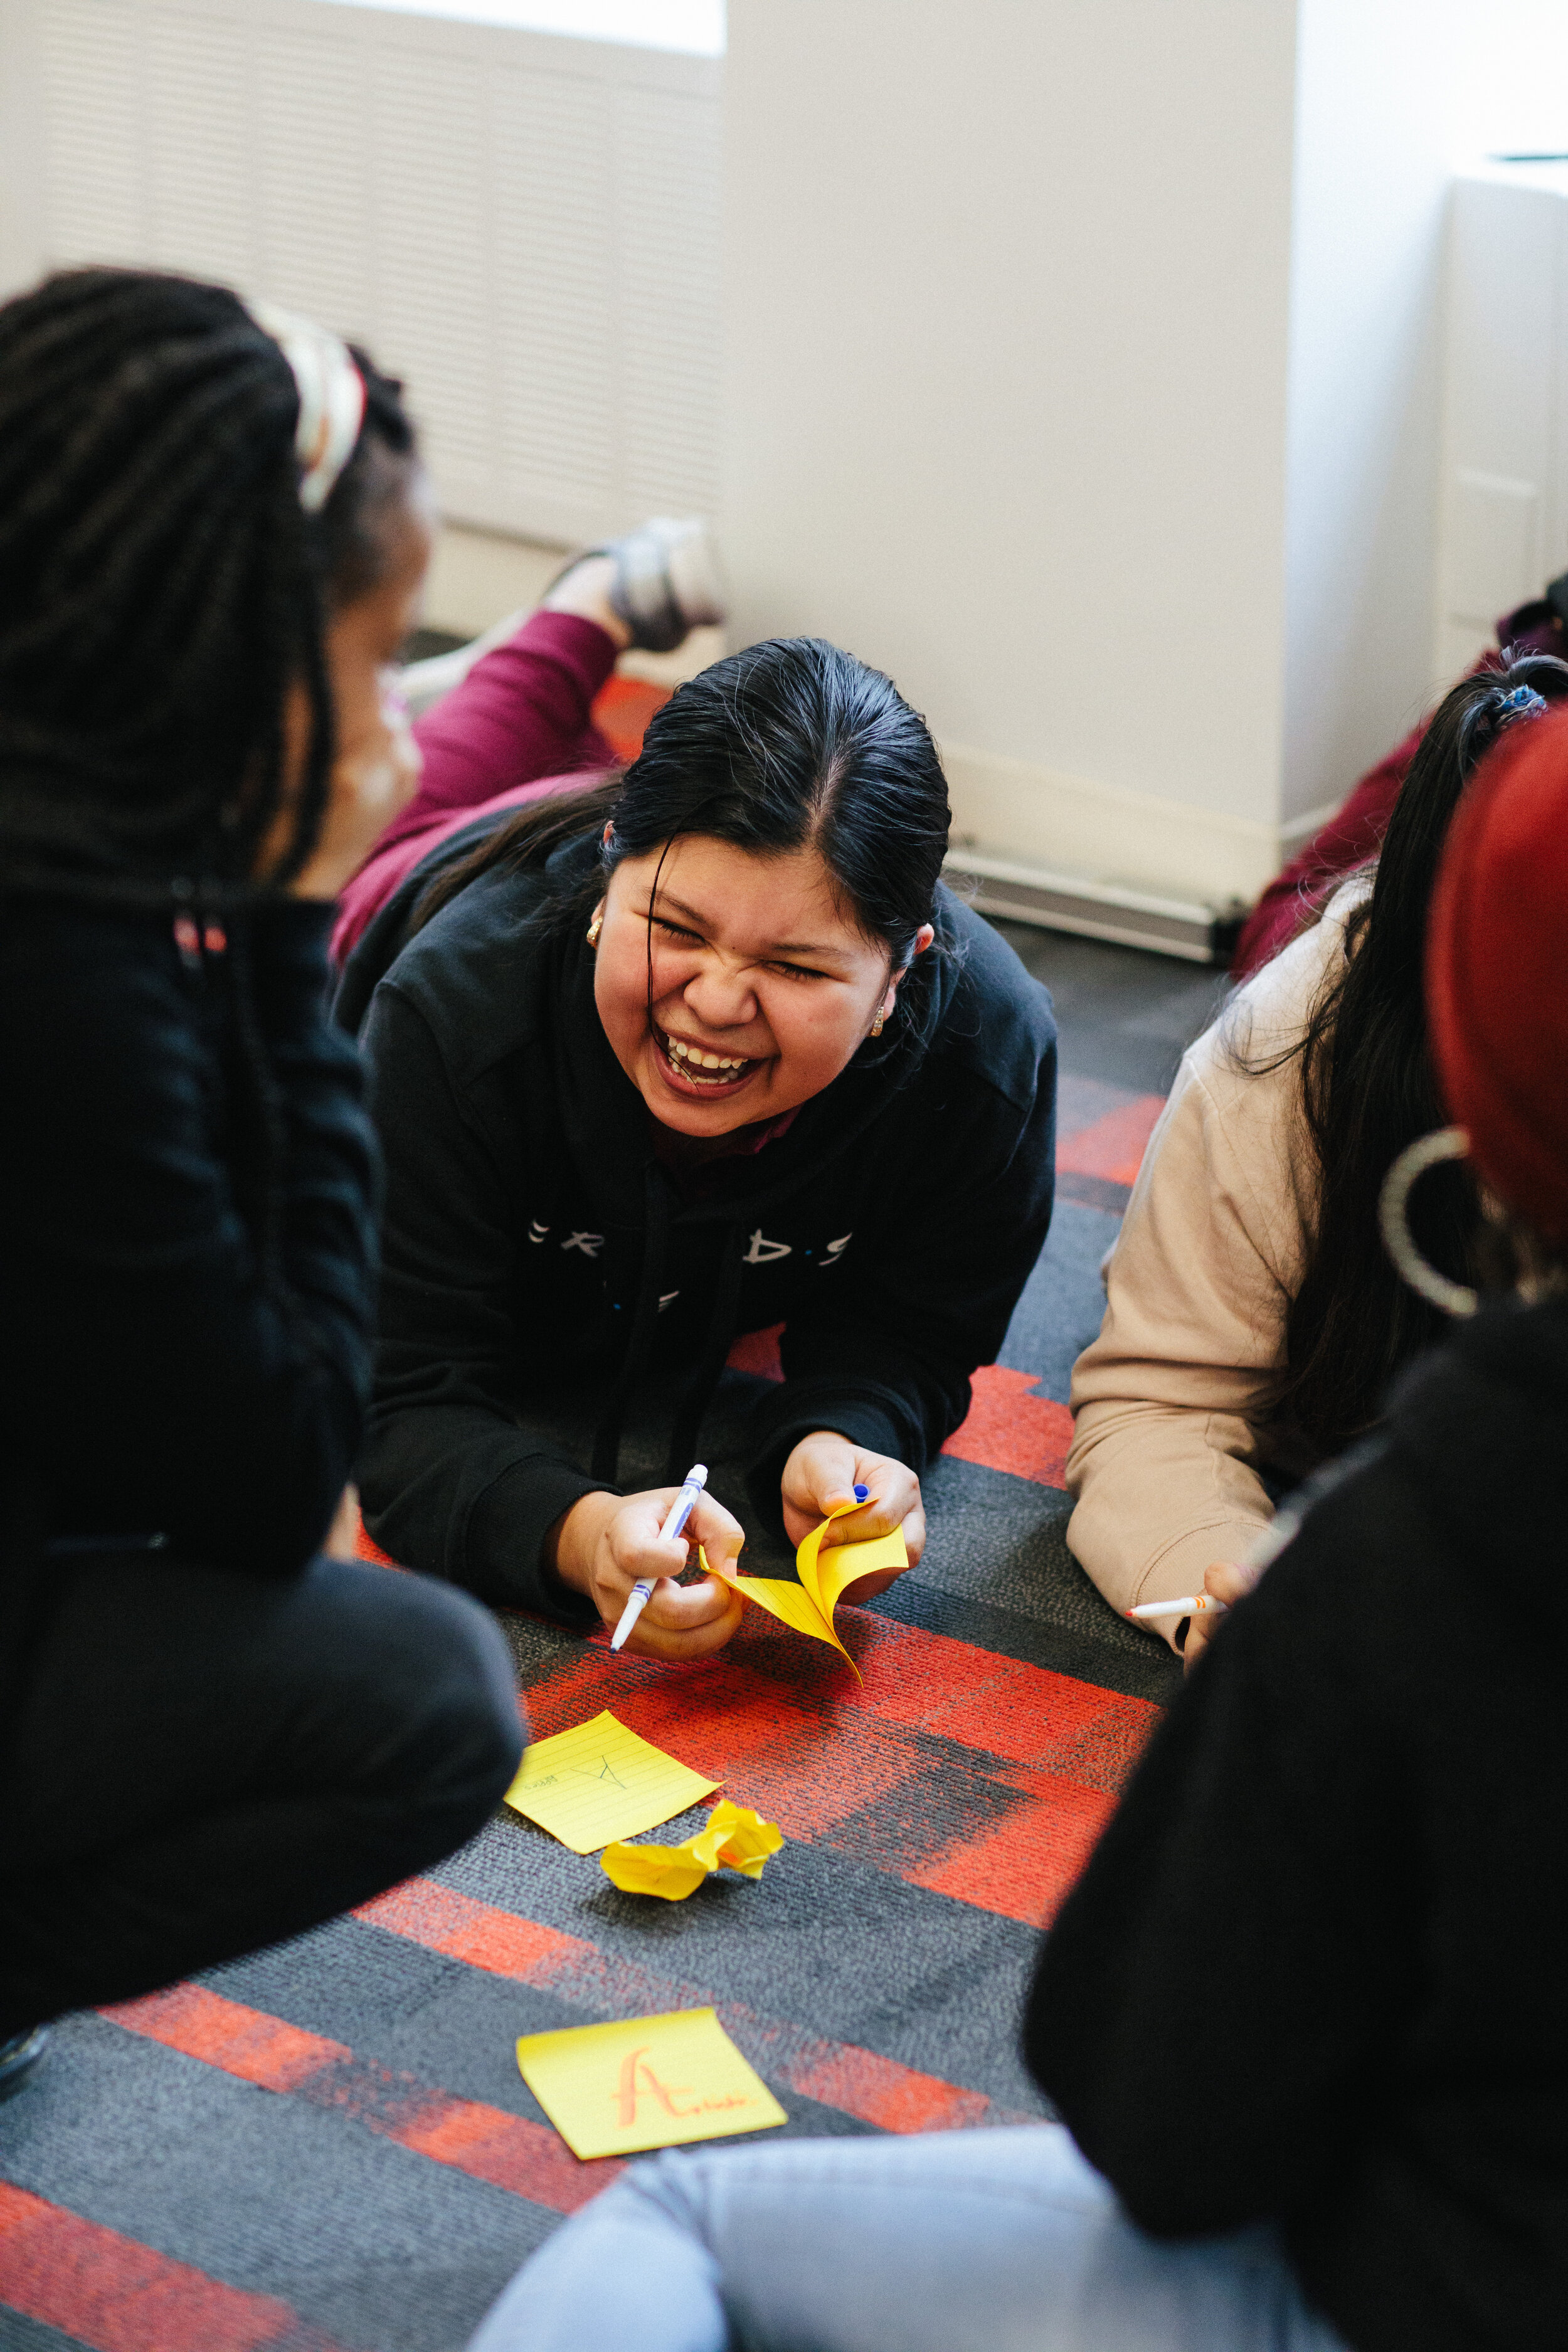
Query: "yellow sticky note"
601 1799 785 1902
516 2007 787 2159
502 1710 719 1854
711 1502 907 1677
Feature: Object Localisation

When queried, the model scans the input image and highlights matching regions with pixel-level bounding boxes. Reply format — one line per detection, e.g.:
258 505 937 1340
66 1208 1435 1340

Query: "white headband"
246 299 366 513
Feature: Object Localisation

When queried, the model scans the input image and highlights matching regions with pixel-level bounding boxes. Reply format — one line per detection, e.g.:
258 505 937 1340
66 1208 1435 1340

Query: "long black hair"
412 635 955 1045
1252 652 1568 1453
0 267 416 908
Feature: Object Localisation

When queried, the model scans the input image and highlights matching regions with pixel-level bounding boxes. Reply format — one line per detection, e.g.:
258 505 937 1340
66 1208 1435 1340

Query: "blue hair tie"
1496 683 1549 723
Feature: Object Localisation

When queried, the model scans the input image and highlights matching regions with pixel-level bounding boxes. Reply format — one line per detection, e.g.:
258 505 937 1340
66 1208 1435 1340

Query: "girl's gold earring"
870 1005 886 1038
586 914 603 948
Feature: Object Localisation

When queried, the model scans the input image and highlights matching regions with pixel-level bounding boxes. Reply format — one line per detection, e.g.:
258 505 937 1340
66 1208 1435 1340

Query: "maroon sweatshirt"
1232 591 1567 979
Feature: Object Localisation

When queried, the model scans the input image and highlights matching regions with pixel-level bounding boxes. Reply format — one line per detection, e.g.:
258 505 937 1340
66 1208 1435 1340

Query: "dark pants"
0 1548 524 2033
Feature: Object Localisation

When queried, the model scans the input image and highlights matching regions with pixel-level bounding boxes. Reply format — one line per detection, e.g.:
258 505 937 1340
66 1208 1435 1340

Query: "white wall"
722 0 1515 907
723 0 1301 908
1281 0 1461 840
1434 167 1568 685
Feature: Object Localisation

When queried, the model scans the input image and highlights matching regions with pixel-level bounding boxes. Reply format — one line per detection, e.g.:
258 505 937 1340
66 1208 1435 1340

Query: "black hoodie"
1025 1293 1568 2352
356 835 1057 1617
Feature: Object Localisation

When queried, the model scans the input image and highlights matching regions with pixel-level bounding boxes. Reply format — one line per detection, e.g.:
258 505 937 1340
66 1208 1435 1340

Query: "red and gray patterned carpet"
0 921 1219 2352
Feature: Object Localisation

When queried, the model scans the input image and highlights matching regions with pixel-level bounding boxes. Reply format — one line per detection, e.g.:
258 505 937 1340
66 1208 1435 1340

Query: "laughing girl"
351 637 1057 1656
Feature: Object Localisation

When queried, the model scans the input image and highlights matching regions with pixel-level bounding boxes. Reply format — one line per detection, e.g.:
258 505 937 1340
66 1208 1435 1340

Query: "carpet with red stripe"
0 1071 1175 2352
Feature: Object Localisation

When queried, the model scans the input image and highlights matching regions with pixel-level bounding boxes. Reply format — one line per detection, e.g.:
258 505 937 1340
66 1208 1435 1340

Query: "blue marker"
854 1484 869 1502
610 1463 708 1653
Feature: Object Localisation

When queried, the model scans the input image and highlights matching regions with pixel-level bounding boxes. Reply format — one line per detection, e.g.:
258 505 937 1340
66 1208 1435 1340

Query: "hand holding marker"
1123 1498 1305 1626
610 1465 709 1653
1125 1591 1227 1623
610 1471 871 1655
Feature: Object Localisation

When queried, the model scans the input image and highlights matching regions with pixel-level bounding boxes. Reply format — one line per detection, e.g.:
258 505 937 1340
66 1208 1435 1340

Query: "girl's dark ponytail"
1256 652 1568 1453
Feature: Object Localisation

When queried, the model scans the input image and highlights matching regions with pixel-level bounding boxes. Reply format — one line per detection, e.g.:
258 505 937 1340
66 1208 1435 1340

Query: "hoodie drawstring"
589 1163 671 1483
665 1219 747 1483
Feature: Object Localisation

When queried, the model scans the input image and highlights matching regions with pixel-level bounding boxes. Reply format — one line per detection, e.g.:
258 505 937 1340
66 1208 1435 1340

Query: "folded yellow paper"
601 1799 785 1901
516 2007 788 2159
702 1500 906 1677
502 1710 720 1854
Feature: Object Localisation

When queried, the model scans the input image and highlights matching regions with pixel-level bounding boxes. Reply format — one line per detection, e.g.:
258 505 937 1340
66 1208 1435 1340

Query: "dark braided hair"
0 267 417 909
1243 652 1568 1454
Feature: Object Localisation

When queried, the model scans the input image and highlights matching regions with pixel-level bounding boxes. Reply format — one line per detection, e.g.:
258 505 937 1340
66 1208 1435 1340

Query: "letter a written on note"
517 2008 787 2159
502 1713 719 1853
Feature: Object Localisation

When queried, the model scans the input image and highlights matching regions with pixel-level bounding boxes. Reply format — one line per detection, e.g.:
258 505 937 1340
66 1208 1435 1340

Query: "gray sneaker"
0 2025 50 2101
603 517 728 654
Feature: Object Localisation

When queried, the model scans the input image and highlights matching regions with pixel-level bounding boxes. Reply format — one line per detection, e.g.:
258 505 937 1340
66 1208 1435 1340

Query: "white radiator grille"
34 0 722 542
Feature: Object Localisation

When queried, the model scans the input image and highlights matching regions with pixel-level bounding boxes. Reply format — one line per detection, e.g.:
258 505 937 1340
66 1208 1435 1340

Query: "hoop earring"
586 914 603 948
1377 1126 1478 1317
869 1007 886 1038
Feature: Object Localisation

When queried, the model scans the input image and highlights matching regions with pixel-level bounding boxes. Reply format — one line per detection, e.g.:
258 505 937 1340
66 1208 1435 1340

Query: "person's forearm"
360 1404 607 1623
1065 1398 1274 1640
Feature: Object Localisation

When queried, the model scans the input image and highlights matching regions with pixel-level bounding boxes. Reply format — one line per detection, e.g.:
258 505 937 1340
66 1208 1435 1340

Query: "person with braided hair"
1064 654 1568 1648
0 268 522 2101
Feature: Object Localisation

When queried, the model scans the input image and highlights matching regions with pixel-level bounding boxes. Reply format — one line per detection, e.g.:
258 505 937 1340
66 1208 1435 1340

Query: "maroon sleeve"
1230 612 1568 983
376 610 620 857
1231 730 1419 980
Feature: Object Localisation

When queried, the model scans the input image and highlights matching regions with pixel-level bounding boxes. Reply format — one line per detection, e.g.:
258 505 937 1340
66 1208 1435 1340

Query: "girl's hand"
548 1486 746 1661
285 672 422 901
1182 1555 1260 1673
781 1432 924 1599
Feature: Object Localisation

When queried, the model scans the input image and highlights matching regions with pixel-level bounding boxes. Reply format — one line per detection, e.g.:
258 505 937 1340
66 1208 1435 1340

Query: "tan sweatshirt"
1065 882 1369 1641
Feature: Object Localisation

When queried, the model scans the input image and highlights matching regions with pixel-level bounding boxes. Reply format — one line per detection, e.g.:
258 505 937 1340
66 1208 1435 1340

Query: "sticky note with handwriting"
516 2007 787 2159
502 1710 720 1854
601 1799 784 1902
702 1500 906 1678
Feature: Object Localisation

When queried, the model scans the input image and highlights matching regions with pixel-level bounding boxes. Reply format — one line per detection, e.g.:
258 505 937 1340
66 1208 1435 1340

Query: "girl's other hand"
548 1486 745 1661
781 1431 924 1598
1182 1555 1261 1673
286 672 421 901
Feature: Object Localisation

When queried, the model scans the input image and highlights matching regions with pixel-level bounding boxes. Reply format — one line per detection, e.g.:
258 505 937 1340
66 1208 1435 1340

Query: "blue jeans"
468 2122 1349 2352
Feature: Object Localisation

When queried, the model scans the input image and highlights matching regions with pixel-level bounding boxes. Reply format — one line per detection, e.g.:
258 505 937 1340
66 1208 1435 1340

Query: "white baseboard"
938 739 1283 911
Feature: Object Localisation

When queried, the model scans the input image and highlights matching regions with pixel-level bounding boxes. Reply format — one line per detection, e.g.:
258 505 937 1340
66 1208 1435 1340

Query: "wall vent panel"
41 0 147 265
34 0 721 546
257 28 376 343
146 8 256 287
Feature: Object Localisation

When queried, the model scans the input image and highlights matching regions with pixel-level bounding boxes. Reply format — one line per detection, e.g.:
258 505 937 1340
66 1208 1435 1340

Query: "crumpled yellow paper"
699 1500 906 1679
601 1799 785 1902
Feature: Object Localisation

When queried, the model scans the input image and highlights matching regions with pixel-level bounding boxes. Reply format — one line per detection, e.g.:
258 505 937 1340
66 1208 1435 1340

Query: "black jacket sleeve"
1 899 378 1577
356 982 601 1622
1023 1469 1412 2237
745 1037 1057 1522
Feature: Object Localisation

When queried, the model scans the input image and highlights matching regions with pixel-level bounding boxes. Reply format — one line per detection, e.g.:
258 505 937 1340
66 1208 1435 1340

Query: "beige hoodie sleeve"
1064 896 1360 1640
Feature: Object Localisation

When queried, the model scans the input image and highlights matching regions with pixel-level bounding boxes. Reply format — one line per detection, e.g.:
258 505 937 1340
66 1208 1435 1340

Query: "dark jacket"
354 834 1057 1618
1025 1293 1568 2352
0 897 378 1584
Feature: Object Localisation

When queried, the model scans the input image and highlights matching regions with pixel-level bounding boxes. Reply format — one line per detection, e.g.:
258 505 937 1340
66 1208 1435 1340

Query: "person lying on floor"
330 516 726 978
347 638 1058 1658
1064 653 1568 1645
0 270 522 2104
465 702 1568 2352
1231 566 1568 977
